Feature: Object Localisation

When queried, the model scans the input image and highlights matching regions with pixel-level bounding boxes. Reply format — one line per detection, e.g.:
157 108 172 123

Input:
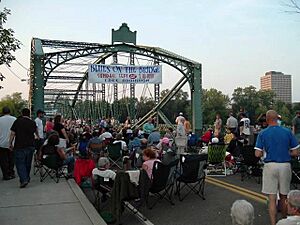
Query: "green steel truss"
30 30 202 133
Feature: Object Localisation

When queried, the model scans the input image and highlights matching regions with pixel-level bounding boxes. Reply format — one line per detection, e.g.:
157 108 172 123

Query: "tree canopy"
0 92 27 116
0 8 21 66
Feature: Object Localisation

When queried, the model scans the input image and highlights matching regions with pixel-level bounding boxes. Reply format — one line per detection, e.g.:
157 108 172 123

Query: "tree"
160 89 190 122
0 92 27 116
0 8 21 66
202 88 230 126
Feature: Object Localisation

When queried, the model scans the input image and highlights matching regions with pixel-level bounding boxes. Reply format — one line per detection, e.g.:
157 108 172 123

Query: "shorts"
262 162 291 195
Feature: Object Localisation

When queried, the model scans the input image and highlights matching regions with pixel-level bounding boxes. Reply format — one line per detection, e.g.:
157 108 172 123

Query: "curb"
68 179 107 225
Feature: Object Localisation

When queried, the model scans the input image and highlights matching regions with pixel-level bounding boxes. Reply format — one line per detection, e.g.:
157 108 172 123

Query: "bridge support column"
31 39 44 117
191 64 202 135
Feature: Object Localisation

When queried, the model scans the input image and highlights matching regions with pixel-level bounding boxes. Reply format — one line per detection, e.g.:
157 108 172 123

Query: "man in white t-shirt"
34 109 45 152
0 107 16 180
175 112 185 125
239 113 251 144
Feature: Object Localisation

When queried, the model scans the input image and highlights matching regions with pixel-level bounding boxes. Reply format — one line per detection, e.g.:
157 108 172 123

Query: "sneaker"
20 182 28 188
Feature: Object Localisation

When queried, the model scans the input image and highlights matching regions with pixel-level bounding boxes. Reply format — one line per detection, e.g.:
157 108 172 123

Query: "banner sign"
88 64 162 84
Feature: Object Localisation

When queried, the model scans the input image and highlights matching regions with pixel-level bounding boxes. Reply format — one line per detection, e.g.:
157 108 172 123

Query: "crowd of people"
1 106 300 225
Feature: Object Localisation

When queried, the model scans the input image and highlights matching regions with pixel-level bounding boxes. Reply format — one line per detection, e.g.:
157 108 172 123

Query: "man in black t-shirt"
9 108 39 188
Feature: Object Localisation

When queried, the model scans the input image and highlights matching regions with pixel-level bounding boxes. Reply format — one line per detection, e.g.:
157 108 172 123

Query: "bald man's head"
266 110 278 125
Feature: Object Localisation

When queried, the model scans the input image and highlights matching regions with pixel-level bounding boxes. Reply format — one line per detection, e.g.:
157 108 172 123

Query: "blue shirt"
255 125 299 163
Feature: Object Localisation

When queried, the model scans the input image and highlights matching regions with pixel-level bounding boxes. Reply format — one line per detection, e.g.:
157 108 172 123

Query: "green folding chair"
207 144 227 176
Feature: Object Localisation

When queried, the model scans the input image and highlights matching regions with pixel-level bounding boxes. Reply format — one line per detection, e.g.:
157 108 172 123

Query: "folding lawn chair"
176 154 208 201
39 154 67 183
207 144 227 176
239 145 262 184
74 158 95 186
89 142 106 163
107 142 123 169
291 157 300 188
147 159 179 209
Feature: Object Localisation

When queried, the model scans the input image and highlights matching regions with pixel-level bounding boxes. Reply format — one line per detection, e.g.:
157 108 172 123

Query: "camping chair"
175 136 187 155
291 157 300 188
39 154 67 183
239 145 262 183
74 158 95 186
176 154 208 201
147 159 179 209
110 171 149 224
89 142 106 163
107 142 123 169
93 174 114 211
207 144 227 176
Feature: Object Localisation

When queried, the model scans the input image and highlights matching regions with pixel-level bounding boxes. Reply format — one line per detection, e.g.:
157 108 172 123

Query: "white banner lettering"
88 64 162 84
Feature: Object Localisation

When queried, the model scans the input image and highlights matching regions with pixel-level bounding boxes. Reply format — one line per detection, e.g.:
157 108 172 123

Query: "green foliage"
231 86 275 123
0 92 27 116
202 88 230 125
0 8 21 65
160 89 190 122
136 96 155 120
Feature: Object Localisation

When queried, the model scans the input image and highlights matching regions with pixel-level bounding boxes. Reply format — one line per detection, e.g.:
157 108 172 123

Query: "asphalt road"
84 173 271 225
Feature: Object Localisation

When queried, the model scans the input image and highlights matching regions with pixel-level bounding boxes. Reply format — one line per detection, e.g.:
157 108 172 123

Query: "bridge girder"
30 38 202 133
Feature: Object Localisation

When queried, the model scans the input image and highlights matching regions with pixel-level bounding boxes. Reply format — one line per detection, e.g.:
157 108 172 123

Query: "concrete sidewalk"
0 173 107 225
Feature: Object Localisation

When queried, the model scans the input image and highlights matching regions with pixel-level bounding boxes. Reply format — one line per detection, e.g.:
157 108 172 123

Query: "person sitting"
148 128 161 146
277 190 300 225
113 133 127 154
227 132 243 157
78 132 91 157
99 127 113 144
38 132 74 176
200 128 213 146
142 148 160 179
231 199 254 225
92 157 116 181
128 129 141 153
143 118 155 139
224 129 235 145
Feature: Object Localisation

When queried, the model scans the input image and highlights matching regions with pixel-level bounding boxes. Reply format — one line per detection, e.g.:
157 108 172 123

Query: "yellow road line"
206 177 267 204
207 177 267 199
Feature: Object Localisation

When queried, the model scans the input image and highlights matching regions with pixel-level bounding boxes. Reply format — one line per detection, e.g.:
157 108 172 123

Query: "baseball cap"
179 112 183 115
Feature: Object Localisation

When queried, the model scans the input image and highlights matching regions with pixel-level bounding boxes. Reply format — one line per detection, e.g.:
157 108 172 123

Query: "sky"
0 0 300 102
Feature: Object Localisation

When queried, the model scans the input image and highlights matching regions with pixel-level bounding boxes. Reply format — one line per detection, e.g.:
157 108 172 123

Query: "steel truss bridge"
29 23 203 134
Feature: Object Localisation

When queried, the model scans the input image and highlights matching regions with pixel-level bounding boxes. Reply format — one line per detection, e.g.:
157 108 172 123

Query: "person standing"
175 112 185 125
53 115 69 149
35 109 45 153
0 107 16 180
184 116 192 134
214 113 222 137
226 112 238 134
239 113 251 144
9 108 39 188
44 117 54 134
292 111 300 143
255 110 299 225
